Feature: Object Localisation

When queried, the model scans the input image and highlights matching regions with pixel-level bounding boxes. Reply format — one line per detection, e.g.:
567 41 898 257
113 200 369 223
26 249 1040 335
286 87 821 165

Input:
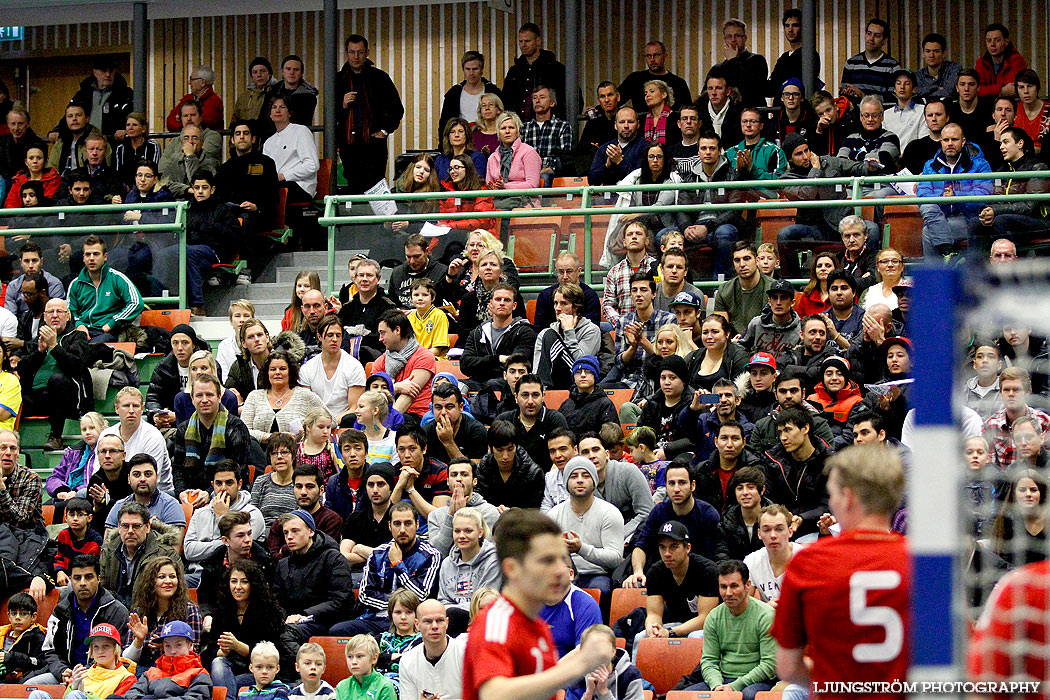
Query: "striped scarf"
183 407 229 472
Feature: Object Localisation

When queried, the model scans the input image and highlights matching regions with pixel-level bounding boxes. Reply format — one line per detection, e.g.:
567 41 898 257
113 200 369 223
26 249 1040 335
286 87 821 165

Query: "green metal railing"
319 170 1050 294
0 201 189 307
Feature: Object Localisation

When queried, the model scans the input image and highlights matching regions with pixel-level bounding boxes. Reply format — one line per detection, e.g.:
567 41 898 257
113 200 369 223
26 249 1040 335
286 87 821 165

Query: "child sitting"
217 300 256 380
378 590 420 690
53 497 103 587
239 641 289 700
600 423 631 463
564 624 643 700
0 592 46 682
297 407 340 482
407 278 449 357
125 621 213 700
61 623 137 699
335 635 396 700
288 642 336 700
625 426 666 502
651 230 694 283
557 356 619 436
756 243 780 278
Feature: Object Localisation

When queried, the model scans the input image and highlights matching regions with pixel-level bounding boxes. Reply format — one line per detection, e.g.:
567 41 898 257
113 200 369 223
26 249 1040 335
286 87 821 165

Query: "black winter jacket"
763 438 832 536
273 531 354 620
558 388 619 437
59 74 135 137
196 542 274 618
475 447 545 510
188 197 242 262
715 499 772 562
0 624 46 680
0 524 56 600
461 318 537 383
335 60 405 147
18 323 92 415
693 450 764 516
144 352 185 423
42 586 129 680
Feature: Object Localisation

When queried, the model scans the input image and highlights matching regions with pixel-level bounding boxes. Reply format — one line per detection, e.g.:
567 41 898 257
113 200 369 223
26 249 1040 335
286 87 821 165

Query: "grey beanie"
562 455 599 489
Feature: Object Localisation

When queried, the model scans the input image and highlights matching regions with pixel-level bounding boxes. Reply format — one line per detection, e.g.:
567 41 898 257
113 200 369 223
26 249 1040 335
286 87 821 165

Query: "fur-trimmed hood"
272 330 307 365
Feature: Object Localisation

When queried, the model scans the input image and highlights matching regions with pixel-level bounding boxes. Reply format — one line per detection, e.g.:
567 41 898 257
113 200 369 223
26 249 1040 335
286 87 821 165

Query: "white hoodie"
183 490 265 568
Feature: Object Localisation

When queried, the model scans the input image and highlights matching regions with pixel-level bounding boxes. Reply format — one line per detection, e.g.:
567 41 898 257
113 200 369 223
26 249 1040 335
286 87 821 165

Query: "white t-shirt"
459 90 481 124
744 543 805 602
216 336 239 382
0 307 17 339
299 350 366 417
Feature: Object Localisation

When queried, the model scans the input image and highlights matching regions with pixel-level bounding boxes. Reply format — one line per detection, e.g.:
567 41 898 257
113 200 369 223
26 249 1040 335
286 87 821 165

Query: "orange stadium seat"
610 587 647 625
508 215 562 272
544 389 569 409
0 590 59 625
755 202 797 243
668 692 743 700
882 201 924 258
140 309 191 331
635 637 704 695
0 685 67 698
309 636 351 686
435 359 467 380
42 504 55 526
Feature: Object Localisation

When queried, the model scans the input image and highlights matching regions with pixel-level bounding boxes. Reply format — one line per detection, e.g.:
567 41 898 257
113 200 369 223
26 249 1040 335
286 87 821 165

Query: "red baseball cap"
84 623 121 646
746 352 777 371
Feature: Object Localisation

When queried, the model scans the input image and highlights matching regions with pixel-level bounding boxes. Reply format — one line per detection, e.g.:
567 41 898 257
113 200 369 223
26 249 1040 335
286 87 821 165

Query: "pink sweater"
486 138 542 206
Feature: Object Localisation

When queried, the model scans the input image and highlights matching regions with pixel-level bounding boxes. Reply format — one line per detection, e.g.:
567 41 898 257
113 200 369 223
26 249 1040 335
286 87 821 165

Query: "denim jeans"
211 656 256 699
156 243 220 305
920 204 976 257
686 680 775 700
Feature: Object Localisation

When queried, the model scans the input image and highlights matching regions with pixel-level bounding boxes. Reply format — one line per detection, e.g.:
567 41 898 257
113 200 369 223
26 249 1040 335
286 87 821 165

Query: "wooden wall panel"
0 0 1047 177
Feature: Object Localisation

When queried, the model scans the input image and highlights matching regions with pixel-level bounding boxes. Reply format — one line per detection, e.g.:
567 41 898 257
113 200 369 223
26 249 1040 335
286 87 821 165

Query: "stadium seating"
668 693 743 700
435 360 468 381
0 590 59 626
610 587 647 625
0 685 67 698
508 214 562 272
309 636 352 686
882 200 924 258
635 637 704 695
140 309 192 331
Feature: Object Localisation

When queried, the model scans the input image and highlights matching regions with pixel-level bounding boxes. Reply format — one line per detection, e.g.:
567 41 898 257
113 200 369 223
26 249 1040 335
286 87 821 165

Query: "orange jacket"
438 180 497 235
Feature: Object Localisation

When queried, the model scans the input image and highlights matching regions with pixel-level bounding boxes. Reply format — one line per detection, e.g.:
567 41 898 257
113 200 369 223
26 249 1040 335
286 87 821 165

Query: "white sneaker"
206 275 221 287
236 272 251 285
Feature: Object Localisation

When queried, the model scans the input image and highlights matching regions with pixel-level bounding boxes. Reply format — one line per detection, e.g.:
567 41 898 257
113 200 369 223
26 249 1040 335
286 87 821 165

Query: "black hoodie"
273 530 354 620
557 387 619 436
762 437 832 536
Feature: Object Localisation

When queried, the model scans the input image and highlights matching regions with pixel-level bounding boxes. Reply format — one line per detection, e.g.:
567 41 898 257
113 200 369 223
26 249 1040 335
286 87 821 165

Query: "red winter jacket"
438 180 497 235
975 44 1027 99
166 87 225 131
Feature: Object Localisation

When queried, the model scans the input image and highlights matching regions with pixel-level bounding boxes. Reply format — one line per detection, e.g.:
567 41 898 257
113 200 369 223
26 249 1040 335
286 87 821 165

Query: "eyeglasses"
860 113 881 120
556 266 581 275
448 165 465 172
117 522 145 531
271 450 293 457
97 448 124 455
781 91 802 98
647 154 664 160
877 258 903 266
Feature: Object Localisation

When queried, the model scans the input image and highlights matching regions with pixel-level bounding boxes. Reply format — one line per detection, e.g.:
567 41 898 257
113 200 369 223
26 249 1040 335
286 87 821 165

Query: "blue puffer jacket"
915 142 993 217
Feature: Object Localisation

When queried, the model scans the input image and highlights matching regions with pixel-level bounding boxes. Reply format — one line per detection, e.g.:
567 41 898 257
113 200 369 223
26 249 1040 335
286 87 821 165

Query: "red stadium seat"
610 587 647 625
635 637 704 695
309 636 352 686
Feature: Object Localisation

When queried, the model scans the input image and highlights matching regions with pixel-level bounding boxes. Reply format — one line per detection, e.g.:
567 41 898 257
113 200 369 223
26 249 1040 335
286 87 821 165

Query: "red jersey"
463 595 559 700
969 559 1050 692
770 530 910 700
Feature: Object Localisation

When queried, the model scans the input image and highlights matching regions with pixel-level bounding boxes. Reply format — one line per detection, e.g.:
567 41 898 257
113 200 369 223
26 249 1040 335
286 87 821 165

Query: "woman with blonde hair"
440 228 521 303
356 389 398 464
485 111 541 209
642 79 681 144
619 323 696 424
472 93 505 158
438 505 501 634
455 251 527 338
861 247 904 310
174 349 239 423
297 406 339 481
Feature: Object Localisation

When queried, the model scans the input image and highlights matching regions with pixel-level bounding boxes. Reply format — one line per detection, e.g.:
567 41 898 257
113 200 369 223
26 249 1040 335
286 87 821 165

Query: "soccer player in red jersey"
969 558 1050 689
770 444 910 700
463 509 615 700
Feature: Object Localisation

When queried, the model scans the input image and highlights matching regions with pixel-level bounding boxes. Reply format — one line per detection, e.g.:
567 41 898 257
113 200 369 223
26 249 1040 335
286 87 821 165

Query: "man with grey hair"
158 120 220 198
19 298 92 452
521 85 573 187
0 429 42 530
337 257 398 363
837 215 879 290
534 251 601 329
989 238 1018 264
166 64 224 131
836 95 901 183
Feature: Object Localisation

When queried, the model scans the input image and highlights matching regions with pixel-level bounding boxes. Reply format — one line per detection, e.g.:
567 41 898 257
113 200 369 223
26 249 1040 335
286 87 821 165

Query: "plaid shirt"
984 405 1050 471
521 117 573 172
614 308 675 388
0 465 41 528
644 105 672 143
601 255 657 325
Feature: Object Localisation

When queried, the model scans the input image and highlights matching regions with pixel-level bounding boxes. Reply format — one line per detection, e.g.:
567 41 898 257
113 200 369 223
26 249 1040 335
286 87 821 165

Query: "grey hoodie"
437 538 502 610
740 306 802 356
427 493 500 556
183 490 265 570
596 460 654 546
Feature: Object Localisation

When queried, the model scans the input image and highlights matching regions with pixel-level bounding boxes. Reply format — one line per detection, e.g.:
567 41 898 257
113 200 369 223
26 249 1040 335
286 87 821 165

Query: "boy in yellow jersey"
407 278 450 357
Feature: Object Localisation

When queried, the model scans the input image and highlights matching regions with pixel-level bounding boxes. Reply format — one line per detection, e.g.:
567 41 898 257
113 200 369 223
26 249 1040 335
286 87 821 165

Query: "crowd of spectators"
0 11 1043 698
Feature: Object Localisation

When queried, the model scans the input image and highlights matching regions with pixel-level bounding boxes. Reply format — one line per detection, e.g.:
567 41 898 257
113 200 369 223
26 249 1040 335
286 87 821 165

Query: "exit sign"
0 27 24 42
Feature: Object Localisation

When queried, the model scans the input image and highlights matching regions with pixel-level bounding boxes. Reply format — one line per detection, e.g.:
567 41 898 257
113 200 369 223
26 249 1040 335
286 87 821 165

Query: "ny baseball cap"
767 278 795 297
746 352 777 371
157 620 194 641
84 623 122 646
670 291 704 309
657 521 690 542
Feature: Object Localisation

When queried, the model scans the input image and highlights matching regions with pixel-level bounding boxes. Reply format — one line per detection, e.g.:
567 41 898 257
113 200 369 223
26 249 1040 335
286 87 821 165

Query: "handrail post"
582 186 593 286
327 197 337 296
177 205 187 309
851 176 862 216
